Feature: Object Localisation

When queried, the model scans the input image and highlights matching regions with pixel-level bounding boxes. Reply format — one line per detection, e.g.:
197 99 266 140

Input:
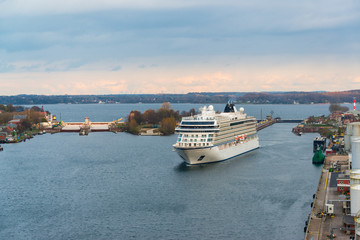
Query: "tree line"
329 103 349 113
124 102 196 135
3 90 360 104
0 104 48 133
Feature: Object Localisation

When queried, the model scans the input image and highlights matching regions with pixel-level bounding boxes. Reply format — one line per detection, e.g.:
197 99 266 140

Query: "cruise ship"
173 103 259 164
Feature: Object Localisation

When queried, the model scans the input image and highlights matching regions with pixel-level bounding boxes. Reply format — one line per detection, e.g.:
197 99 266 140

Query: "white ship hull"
174 137 259 165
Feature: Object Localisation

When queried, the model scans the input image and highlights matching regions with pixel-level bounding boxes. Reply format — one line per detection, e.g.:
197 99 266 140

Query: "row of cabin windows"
178 138 213 142
178 133 214 143
178 143 210 147
179 134 214 138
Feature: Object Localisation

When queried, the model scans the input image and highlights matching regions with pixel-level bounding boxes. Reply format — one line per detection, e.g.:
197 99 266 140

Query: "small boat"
0 145 3 151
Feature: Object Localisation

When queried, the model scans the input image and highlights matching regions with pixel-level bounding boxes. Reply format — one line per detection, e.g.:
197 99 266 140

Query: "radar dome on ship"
239 107 244 113
208 105 214 111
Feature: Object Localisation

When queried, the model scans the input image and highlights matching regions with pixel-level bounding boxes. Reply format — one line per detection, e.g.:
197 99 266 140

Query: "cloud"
1 0 359 61
1 60 360 95
0 71 128 95
0 0 203 16
0 62 16 72
0 60 85 73
73 80 128 94
111 66 122 71
0 0 360 95
352 76 360 83
174 72 232 87
1 0 358 32
138 72 233 93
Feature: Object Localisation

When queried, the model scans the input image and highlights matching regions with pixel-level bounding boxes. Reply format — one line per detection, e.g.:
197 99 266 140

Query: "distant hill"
237 90 360 104
1 90 360 105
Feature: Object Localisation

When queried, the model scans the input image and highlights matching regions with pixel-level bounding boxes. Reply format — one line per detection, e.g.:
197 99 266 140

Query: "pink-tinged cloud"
1 58 360 95
0 72 128 95
73 80 128 94
173 72 233 91
138 72 233 93
353 76 360 83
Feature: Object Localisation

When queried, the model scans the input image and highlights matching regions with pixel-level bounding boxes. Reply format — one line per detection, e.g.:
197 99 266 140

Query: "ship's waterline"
175 136 260 164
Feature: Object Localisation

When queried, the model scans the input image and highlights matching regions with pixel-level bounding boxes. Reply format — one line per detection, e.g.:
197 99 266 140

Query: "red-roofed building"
337 174 350 193
0 126 14 142
8 119 22 128
329 111 342 122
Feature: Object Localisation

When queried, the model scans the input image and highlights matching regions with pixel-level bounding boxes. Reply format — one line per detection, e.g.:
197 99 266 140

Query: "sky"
0 0 360 95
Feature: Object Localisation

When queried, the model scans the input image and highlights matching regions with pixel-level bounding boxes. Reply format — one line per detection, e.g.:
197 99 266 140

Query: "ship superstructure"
173 103 259 164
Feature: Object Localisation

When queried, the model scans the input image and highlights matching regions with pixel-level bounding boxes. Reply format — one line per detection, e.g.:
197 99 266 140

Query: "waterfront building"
337 174 351 193
0 126 14 142
343 215 355 235
8 119 22 128
13 115 27 120
329 111 343 122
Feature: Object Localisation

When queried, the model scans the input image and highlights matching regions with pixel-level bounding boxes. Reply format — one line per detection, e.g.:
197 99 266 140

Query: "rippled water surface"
0 104 325 239
37 103 338 121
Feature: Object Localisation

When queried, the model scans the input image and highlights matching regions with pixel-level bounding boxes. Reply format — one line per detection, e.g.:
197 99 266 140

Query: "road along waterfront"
305 155 352 240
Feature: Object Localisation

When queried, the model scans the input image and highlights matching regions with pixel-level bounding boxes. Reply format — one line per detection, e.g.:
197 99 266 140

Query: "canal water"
0 104 332 239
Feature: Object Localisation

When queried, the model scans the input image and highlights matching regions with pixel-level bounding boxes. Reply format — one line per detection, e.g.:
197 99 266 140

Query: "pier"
256 118 276 131
61 122 111 132
44 117 124 135
276 119 303 123
305 155 352 240
256 117 302 131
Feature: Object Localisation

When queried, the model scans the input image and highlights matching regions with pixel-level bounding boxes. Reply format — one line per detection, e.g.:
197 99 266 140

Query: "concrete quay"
256 118 277 131
60 122 111 132
305 155 352 240
43 117 125 134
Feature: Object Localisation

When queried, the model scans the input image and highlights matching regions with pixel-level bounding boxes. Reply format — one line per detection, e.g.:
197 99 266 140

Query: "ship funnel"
224 103 236 112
